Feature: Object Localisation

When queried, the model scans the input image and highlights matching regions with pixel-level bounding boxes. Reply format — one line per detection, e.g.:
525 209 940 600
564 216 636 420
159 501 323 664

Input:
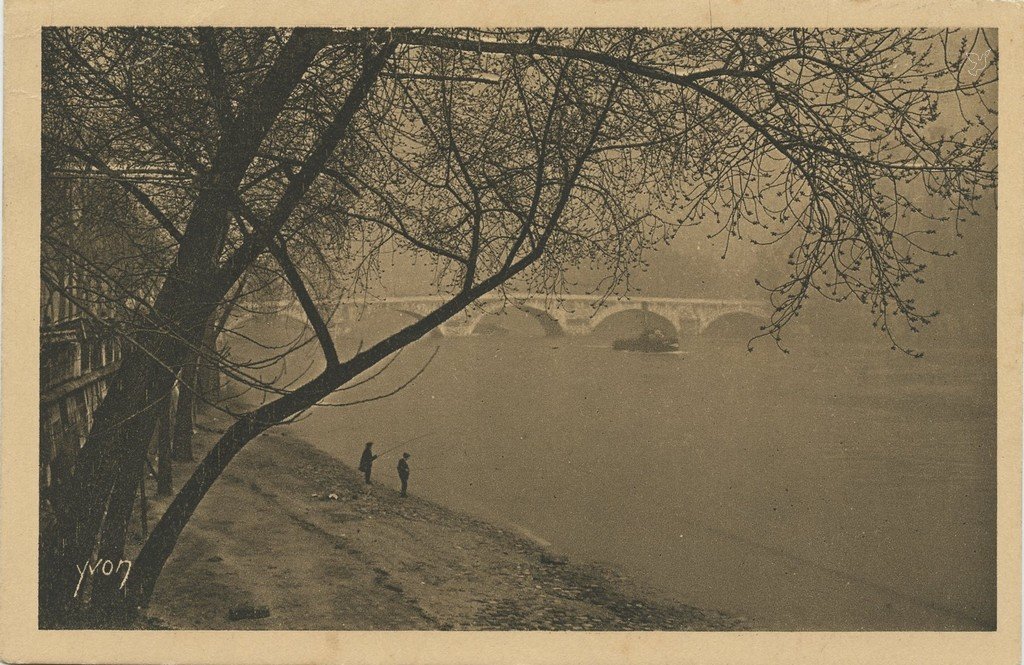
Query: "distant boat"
613 307 679 353
612 329 679 353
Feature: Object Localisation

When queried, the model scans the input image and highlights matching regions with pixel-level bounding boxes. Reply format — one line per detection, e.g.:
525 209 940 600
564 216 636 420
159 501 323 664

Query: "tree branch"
54 142 184 243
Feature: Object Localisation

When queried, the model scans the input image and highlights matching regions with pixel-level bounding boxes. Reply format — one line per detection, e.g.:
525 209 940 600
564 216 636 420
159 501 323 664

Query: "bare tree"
40 27 995 625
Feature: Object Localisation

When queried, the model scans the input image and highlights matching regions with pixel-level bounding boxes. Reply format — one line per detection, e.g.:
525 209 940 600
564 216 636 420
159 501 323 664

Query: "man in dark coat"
358 442 378 484
397 452 411 497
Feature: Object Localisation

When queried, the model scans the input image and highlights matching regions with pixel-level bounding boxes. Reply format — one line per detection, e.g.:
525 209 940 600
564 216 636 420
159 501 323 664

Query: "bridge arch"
590 308 678 339
700 310 766 337
464 302 564 337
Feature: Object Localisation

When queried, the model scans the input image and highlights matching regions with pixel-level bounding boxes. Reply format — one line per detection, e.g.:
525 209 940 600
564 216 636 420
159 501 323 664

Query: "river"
268 321 995 630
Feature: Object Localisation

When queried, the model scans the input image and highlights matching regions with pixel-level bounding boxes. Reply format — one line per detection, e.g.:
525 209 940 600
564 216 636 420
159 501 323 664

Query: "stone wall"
39 280 121 512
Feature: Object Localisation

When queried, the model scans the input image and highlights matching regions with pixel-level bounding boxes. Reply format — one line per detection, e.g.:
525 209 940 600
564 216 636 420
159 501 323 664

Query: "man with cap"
397 452 411 497
358 442 378 485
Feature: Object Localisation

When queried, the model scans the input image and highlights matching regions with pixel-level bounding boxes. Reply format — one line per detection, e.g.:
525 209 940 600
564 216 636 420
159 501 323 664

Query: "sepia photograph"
3 1 1023 663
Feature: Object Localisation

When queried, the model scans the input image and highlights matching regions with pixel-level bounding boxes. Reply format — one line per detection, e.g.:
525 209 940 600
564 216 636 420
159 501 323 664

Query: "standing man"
358 442 378 485
397 453 411 497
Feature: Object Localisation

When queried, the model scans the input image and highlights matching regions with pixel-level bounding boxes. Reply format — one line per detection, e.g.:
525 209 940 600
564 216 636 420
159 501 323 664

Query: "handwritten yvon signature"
74 558 132 598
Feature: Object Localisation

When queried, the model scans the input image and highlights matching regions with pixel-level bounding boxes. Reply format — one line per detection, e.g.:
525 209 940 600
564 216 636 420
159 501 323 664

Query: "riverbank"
134 409 744 630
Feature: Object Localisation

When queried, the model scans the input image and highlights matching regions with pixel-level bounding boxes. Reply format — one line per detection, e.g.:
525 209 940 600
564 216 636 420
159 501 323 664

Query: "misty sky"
366 181 995 356
344 44 998 358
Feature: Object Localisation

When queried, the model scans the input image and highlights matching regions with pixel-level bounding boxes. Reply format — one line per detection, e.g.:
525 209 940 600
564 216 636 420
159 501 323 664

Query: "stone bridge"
247 293 770 338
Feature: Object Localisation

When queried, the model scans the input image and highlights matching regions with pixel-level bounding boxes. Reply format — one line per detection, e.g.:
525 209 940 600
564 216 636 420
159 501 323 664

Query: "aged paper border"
2 1 1020 663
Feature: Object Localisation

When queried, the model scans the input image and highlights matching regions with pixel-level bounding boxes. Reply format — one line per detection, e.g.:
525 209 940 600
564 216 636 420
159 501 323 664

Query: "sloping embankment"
135 410 744 630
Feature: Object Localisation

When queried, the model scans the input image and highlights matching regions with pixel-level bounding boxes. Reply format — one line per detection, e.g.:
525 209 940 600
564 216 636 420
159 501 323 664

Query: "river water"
274 324 995 631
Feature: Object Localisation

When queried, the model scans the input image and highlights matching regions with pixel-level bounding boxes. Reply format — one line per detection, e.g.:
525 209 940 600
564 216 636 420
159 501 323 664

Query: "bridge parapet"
248 294 771 338
553 314 597 336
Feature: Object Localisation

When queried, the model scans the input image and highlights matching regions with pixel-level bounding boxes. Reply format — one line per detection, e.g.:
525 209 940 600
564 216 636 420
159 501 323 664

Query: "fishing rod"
377 431 433 457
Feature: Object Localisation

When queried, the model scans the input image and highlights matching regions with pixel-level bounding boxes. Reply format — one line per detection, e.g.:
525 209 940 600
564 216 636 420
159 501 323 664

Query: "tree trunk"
197 281 245 408
46 188 238 620
172 358 197 461
44 352 173 621
156 394 173 497
41 29 343 626
126 279 511 606
139 457 148 537
197 319 222 404
44 255 230 619
88 459 145 617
